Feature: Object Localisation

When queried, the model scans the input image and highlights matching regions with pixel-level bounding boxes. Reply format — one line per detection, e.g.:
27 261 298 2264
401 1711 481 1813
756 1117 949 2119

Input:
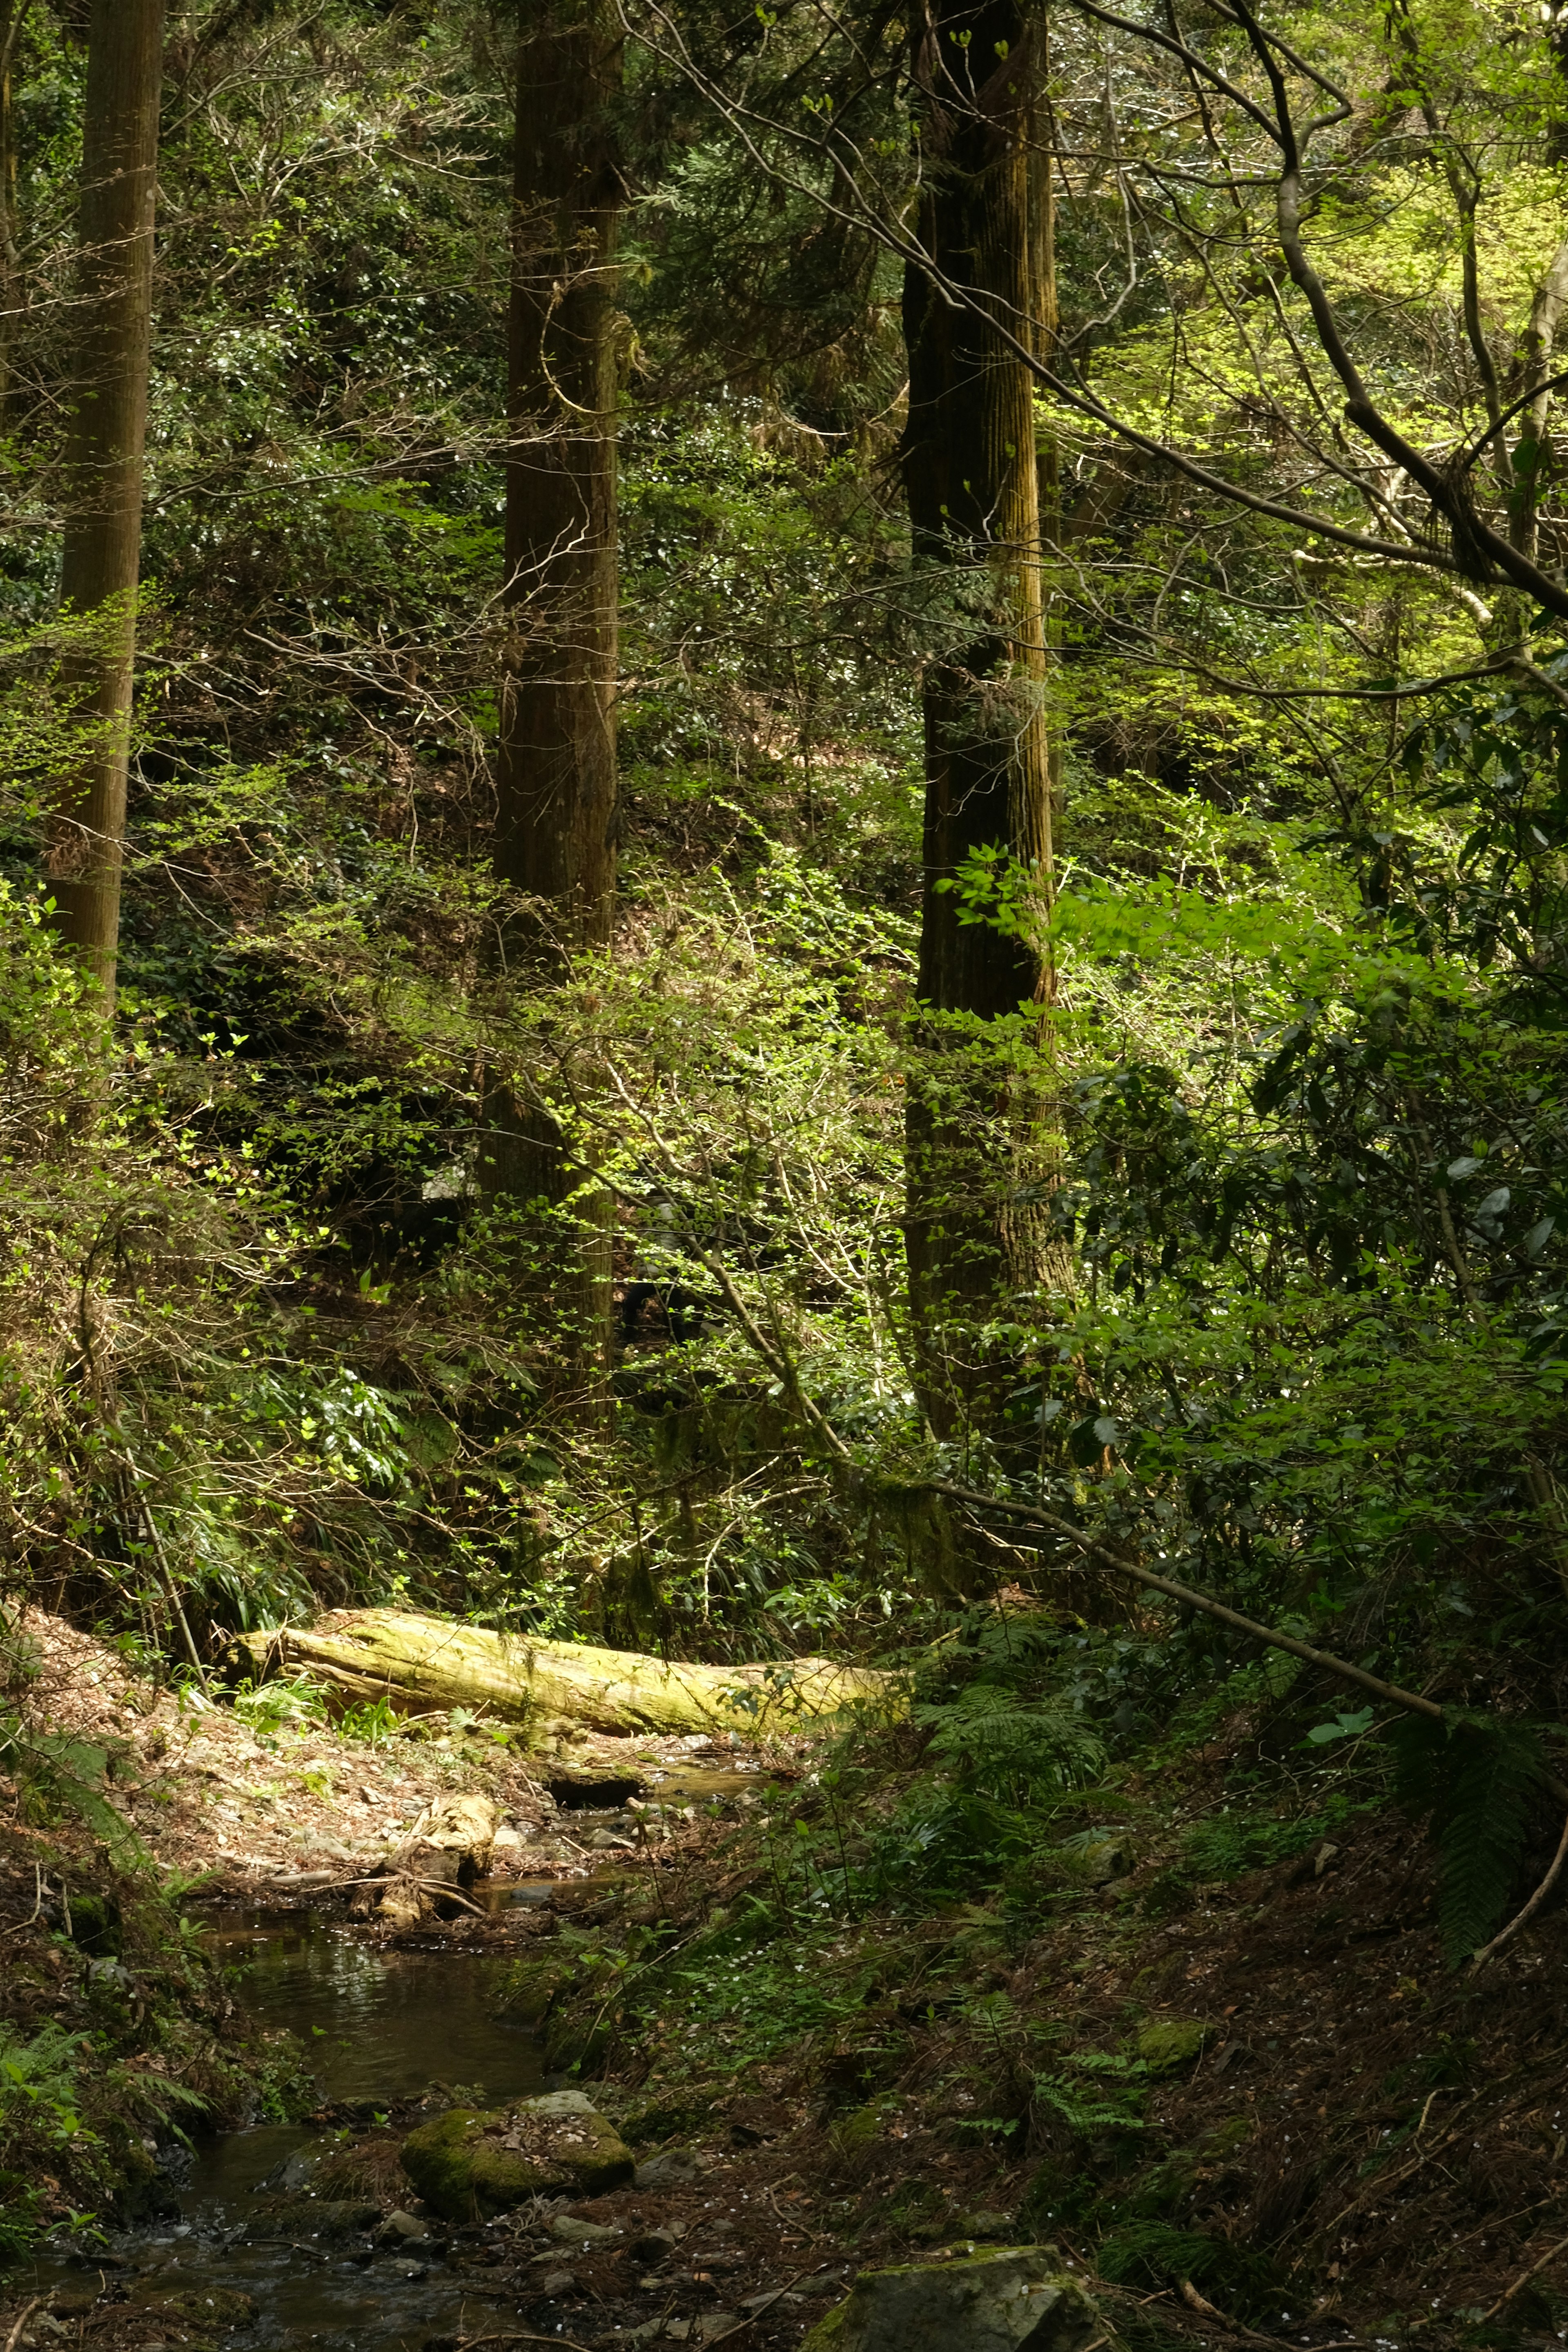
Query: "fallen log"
231 1608 904 1740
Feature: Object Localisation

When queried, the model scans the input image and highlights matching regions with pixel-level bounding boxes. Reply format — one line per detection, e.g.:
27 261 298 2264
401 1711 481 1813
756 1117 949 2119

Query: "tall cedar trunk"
0 3 24 421
901 0 1059 1433
47 0 164 1012
484 0 621 1399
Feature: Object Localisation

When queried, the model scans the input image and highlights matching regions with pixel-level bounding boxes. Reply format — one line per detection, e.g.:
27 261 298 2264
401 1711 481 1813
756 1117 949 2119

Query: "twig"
0 1862 44 1936
1483 2229 1568 2320
705 2264 839 2343
443 2336 599 2352
1470 1809 1568 1971
3 2298 44 2352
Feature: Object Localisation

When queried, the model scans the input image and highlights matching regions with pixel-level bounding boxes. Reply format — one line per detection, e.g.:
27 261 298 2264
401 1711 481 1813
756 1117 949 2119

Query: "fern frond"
1434 1724 1542 1962
1387 1713 1544 1964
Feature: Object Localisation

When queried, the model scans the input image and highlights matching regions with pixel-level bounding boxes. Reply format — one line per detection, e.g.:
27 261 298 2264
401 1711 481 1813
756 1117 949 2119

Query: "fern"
1033 2051 1148 2135
0 1714 145 1865
1096 2220 1216 2287
1388 1714 1543 1964
0 2022 87 2146
917 1683 1106 1801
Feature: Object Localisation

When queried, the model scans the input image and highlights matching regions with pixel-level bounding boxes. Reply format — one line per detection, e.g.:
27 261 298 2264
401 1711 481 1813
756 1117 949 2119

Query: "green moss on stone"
400 2091 634 2221
1133 2019 1209 2074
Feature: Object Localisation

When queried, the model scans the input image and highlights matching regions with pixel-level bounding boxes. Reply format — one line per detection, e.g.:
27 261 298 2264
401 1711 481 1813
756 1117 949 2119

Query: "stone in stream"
798 2247 1112 2352
252 2196 382 2241
399 2088 635 2219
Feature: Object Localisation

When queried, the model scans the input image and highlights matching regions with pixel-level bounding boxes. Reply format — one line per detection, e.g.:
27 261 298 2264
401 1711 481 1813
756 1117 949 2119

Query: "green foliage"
230 1675 329 1742
1389 1715 1546 1963
1032 2049 1149 2136
0 2021 87 2149
0 1716 142 1864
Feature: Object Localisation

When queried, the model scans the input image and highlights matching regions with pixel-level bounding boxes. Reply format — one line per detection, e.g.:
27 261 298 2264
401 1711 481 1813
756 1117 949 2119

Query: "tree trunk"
900 0 1060 1434
482 0 621 1404
47 0 164 1014
231 1608 904 1739
0 2 27 423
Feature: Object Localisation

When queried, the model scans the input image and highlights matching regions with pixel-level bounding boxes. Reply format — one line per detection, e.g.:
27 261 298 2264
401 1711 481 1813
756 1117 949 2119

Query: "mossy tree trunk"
47 0 165 1016
483 0 622 1411
234 1608 904 1738
900 0 1065 1443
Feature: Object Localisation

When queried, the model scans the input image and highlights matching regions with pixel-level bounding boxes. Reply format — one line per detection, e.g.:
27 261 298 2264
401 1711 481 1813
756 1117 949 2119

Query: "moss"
1132 2019 1209 2073
256 2197 381 2238
66 1893 120 1956
400 2092 635 2221
831 2105 882 2155
616 2090 713 2146
799 2250 1109 2352
158 2290 256 2328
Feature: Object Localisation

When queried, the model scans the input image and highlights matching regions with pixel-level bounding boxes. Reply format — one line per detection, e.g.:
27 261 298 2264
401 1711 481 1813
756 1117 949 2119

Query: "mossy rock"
66 1893 120 1955
1132 2019 1209 2074
615 2090 713 2146
400 2089 634 2221
832 2106 883 2154
254 2197 381 2239
800 2247 1112 2351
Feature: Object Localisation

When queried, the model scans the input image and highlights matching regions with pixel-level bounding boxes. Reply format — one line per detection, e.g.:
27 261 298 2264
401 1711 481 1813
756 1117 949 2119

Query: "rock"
797 2247 1111 2352
1133 2018 1209 2073
381 2209 434 2243
1077 1838 1132 1886
548 2212 621 2246
631 2228 677 2262
256 2147 317 2193
589 1827 635 1851
400 2089 635 2219
254 2198 381 2240
953 2212 1016 2242
633 2145 705 2188
539 2269 577 2296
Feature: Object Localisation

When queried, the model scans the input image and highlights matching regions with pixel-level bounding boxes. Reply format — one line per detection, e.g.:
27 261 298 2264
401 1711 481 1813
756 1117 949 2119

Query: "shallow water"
29 1906 552 2351
27 1767 767 2346
200 1904 548 2107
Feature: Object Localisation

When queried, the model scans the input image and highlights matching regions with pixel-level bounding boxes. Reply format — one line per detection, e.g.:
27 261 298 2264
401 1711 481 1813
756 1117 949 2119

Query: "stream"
22 1756 764 2351
29 1904 554 2351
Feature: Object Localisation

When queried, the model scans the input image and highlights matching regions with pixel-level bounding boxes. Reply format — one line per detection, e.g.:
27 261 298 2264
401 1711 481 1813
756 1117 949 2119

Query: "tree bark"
47 0 164 1013
232 1608 904 1738
900 0 1060 1432
483 0 622 1402
0 3 27 422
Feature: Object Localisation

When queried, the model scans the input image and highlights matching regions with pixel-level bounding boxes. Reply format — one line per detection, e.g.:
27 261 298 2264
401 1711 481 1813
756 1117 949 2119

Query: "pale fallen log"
232 1608 905 1739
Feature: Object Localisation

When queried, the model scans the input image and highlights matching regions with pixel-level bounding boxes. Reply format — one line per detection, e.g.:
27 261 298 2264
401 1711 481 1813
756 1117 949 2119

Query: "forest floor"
2 1619 1567 2352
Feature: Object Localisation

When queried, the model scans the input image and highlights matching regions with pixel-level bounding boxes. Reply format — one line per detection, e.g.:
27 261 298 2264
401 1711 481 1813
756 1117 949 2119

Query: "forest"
4 0 1568 2346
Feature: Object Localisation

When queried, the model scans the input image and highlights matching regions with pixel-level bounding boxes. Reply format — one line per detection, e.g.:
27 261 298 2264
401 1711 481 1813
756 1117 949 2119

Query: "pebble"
381 2209 431 2243
548 2212 621 2245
